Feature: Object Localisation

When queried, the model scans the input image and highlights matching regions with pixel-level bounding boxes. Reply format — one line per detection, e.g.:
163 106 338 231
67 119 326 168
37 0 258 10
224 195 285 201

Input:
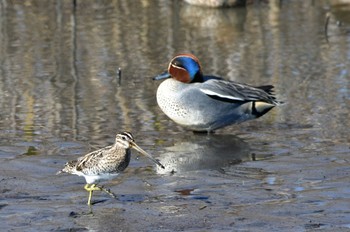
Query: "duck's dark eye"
172 60 184 68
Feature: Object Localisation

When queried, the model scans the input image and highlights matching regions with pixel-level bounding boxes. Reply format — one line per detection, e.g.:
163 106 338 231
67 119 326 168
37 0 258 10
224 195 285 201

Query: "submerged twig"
116 67 122 85
324 12 331 44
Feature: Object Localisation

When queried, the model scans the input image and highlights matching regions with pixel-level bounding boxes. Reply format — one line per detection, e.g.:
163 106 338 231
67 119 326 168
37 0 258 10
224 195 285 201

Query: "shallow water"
0 0 349 231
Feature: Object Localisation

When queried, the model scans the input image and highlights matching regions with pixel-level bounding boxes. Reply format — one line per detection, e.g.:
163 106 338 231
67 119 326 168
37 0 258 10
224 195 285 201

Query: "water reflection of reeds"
0 0 348 145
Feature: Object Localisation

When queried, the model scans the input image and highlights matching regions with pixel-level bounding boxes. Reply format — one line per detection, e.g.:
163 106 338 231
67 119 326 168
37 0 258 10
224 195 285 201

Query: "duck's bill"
131 142 165 169
153 71 171 80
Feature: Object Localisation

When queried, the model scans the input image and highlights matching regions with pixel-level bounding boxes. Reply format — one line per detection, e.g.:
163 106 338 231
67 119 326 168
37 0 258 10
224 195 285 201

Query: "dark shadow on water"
156 133 252 174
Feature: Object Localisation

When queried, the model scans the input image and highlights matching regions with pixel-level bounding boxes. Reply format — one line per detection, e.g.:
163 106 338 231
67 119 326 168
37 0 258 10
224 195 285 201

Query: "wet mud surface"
1 128 349 231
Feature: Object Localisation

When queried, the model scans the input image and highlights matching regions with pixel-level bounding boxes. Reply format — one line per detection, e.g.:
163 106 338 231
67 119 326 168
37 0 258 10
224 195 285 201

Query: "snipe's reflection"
157 134 251 174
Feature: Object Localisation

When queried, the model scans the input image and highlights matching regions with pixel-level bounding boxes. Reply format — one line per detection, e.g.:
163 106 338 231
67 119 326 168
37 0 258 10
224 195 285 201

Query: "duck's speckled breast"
156 79 193 124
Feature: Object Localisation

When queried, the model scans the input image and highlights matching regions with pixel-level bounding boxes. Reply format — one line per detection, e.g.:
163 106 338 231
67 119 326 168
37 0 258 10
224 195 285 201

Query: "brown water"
0 0 349 231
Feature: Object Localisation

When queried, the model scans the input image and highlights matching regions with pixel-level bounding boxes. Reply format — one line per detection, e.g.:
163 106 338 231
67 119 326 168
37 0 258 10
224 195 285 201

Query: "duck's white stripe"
200 89 244 101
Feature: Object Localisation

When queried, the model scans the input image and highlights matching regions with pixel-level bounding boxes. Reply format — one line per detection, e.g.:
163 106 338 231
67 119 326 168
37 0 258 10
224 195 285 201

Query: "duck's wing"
199 79 281 105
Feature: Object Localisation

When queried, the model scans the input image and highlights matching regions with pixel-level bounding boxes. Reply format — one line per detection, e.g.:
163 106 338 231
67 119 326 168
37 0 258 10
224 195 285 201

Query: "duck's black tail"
256 85 284 105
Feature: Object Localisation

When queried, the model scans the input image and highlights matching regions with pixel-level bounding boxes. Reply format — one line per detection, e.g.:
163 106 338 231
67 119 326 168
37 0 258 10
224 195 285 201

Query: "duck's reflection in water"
156 134 251 174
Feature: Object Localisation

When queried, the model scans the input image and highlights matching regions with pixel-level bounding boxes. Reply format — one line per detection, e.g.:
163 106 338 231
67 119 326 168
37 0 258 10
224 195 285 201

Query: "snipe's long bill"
57 131 164 206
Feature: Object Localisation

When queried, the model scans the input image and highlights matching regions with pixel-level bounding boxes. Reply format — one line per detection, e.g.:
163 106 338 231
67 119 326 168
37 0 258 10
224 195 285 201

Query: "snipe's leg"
84 184 94 205
84 184 117 205
98 185 117 199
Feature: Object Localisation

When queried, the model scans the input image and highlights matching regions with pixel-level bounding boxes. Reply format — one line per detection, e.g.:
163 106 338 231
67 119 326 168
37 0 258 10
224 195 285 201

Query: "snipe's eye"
121 135 127 140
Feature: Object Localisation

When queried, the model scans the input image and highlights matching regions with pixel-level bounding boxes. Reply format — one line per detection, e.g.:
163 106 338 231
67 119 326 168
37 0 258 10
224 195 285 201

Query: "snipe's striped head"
115 131 134 149
116 131 165 169
154 54 203 83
